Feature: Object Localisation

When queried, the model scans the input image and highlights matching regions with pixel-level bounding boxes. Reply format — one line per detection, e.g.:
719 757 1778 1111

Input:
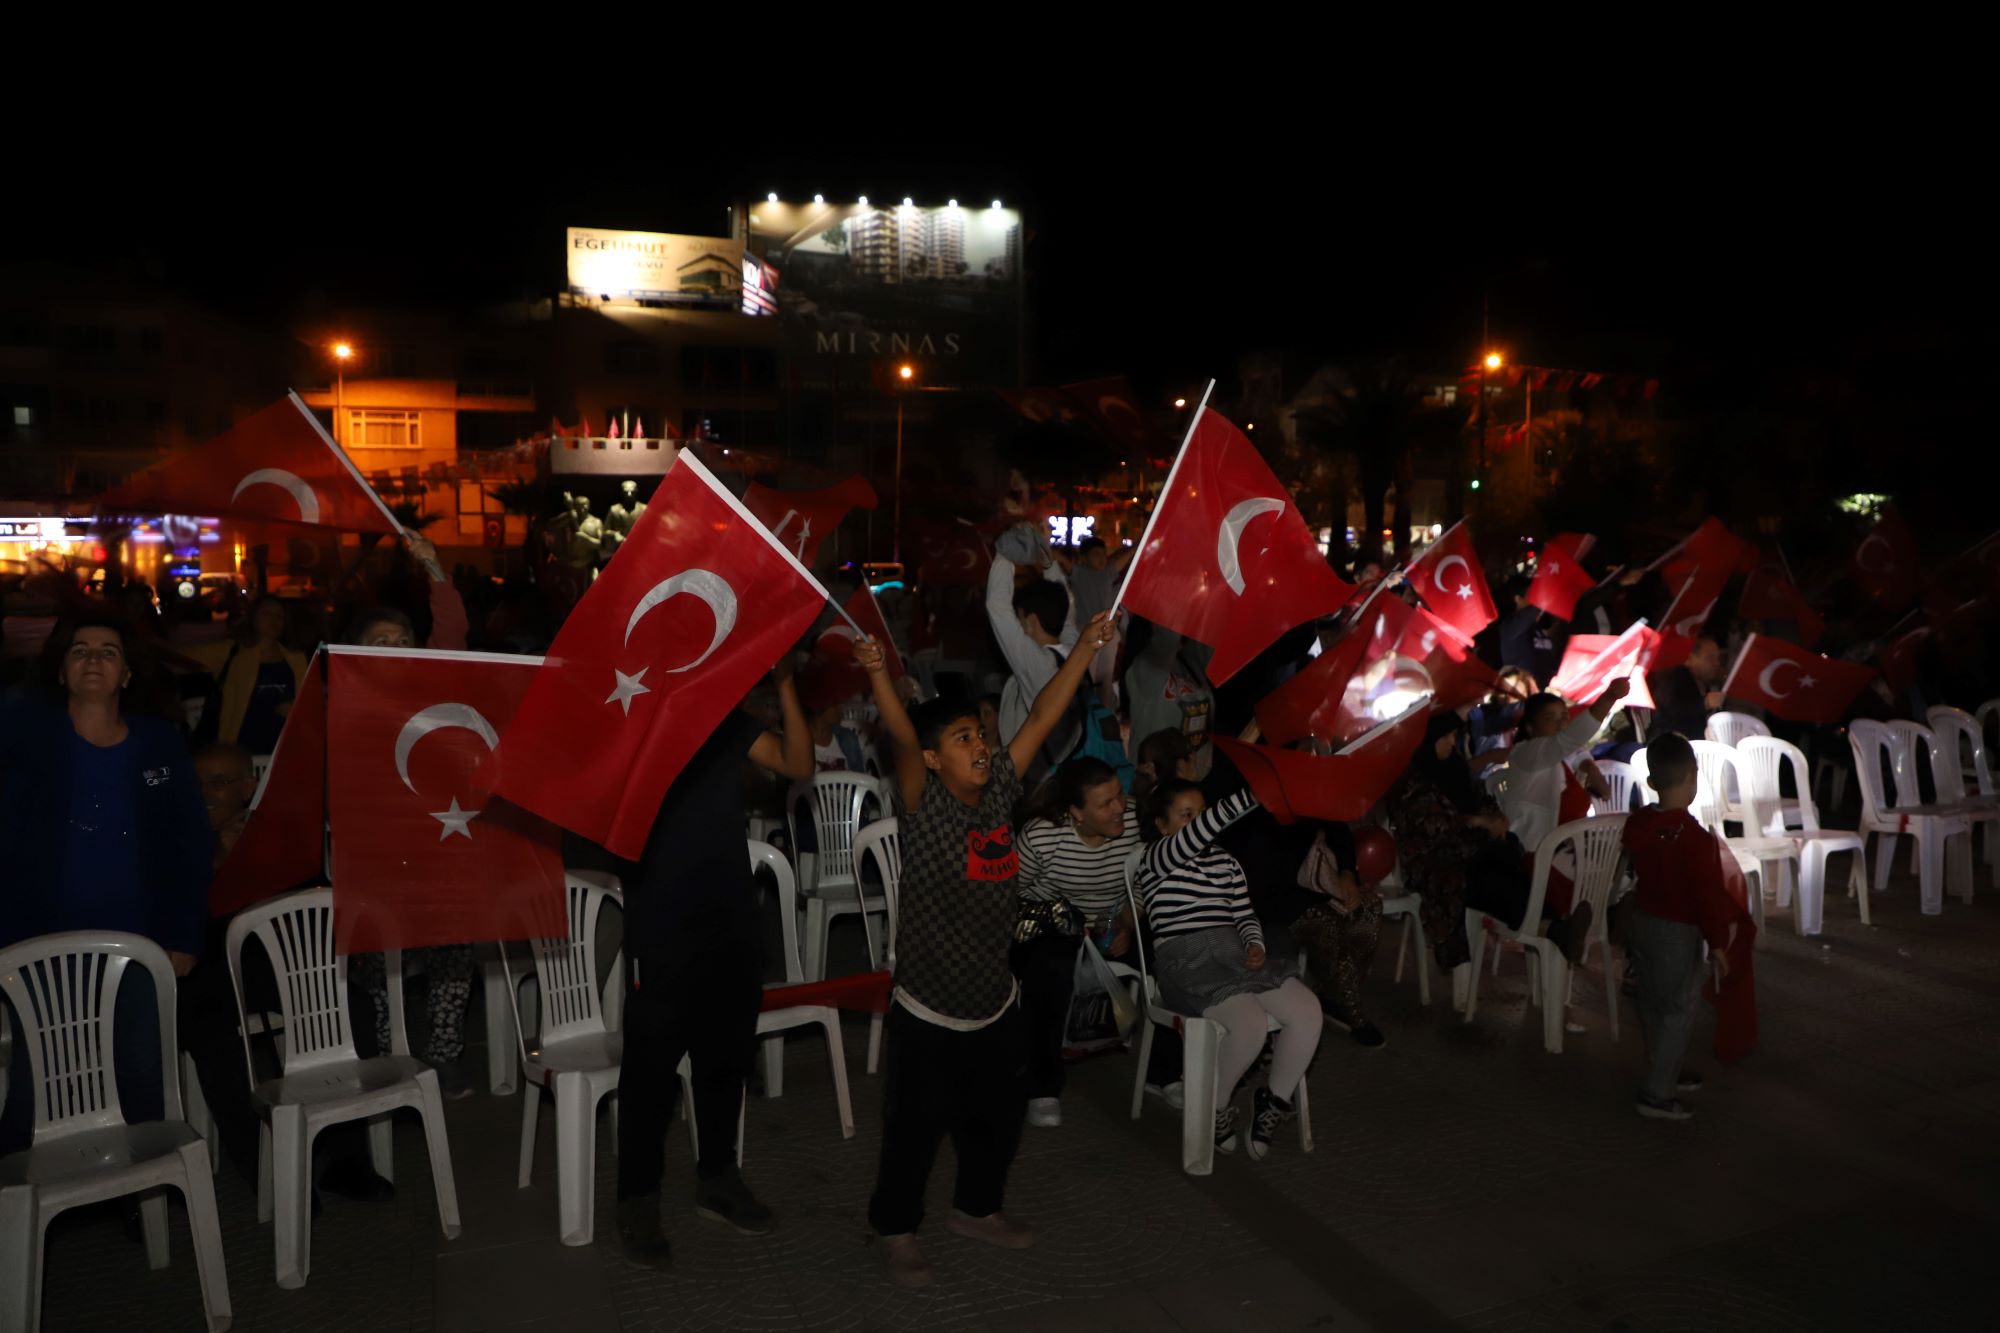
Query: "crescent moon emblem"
394 703 500 794
1675 597 1717 639
1096 395 1146 435
1433 553 1472 596
1217 496 1286 595
624 569 738 674
956 546 978 571
233 469 322 524
1856 533 1895 575
819 624 860 644
1758 658 1801 699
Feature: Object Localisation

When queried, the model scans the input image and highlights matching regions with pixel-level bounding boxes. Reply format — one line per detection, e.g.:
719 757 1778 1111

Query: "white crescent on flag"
1217 496 1286 596
1758 658 1801 698
233 468 322 524
392 702 501 840
1434 553 1475 600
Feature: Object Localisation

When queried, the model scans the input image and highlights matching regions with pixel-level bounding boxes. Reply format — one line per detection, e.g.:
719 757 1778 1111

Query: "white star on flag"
431 797 480 840
606 667 651 714
1800 674 1816 689
1454 582 1473 600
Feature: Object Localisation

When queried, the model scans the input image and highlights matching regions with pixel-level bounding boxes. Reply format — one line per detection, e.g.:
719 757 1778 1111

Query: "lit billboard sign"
741 255 780 316
567 226 745 308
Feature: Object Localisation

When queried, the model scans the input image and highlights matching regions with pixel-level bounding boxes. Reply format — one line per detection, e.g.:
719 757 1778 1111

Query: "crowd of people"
0 499 1989 1298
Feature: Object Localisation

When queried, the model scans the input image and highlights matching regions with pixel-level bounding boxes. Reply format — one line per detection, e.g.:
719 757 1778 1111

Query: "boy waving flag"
1116 396 1352 685
482 449 831 859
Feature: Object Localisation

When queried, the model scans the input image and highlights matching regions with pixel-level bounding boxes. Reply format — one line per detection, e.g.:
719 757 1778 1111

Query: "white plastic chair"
1889 719 1994 898
753 841 855 1140
1976 698 2000 756
1703 712 1769 822
226 891 461 1289
1592 760 1642 816
1372 858 1431 1006
1124 850 1314 1177
787 772 887 980
1626 749 1660 807
1925 706 2000 888
1689 742 1790 943
0 933 233 1333
1737 737 1870 935
851 819 903 1073
1462 817 1625 1052
1851 720 1974 914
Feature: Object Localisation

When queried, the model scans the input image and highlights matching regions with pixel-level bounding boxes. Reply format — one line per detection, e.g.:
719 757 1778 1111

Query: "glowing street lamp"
332 342 355 444
894 364 917 563
1483 351 1503 371
1173 396 1187 409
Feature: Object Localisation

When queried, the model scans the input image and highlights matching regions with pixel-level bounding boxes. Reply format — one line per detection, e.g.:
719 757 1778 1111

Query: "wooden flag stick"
1111 378 1215 615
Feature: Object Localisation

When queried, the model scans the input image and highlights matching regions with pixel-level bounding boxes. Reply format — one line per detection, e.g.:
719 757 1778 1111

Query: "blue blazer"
0 695 214 955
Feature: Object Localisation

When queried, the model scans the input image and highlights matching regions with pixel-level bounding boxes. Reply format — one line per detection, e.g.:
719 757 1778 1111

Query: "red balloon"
1352 824 1398 885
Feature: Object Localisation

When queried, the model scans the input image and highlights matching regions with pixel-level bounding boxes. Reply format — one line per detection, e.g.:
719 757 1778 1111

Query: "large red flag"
842 584 905 678
1551 622 1659 709
1657 518 1743 642
1117 407 1353 685
741 475 878 567
1398 605 1500 711
1405 522 1498 643
907 516 991 587
1851 506 1920 611
483 450 831 858
1215 703 1430 825
210 656 328 919
1721 633 1877 725
1526 533 1598 621
96 394 400 534
327 647 565 953
1253 623 1373 746
1739 556 1825 647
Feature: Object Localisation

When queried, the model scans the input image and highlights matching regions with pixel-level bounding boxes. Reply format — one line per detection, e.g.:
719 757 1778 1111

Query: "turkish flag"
327 648 565 953
1405 522 1497 643
1721 633 1877 725
843 584 905 678
1118 408 1353 685
96 394 400 535
741 475 878 567
1876 624 1930 696
1851 506 1920 611
1398 605 1500 711
211 656 328 919
1254 622 1373 746
907 516 990 587
1551 622 1659 709
1062 376 1170 453
1739 557 1825 647
1525 533 1598 621
1657 518 1744 642
1215 702 1429 825
483 451 831 859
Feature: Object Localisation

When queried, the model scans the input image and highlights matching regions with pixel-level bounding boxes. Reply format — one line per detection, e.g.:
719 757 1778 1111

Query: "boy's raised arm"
1008 612 1117 774
857 637 927 810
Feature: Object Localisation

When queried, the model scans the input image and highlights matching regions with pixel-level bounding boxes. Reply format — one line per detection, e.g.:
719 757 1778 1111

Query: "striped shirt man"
1017 806 1141 919
1137 789 1262 949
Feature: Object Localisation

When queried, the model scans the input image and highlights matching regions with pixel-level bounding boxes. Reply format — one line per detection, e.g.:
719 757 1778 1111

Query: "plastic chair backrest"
1927 706 1993 799
1593 760 1639 816
1883 720 1946 807
1627 748 1659 806
1528 816 1628 926
1737 736 1822 833
1706 712 1771 747
751 840 810 986
1848 720 1895 818
1687 741 1735 832
526 875 622 1050
789 772 881 885
839 701 876 732
0 931 181 1144
1976 699 2000 757
226 889 391 1076
851 819 902 970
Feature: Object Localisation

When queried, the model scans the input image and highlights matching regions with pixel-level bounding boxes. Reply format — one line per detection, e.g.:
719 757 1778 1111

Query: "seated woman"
1493 685 1625 859
1387 712 1594 972
1137 779 1322 1161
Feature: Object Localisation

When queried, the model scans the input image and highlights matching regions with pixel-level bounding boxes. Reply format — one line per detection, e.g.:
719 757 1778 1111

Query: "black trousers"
616 910 764 1199
1010 932 1080 1100
867 1004 1026 1236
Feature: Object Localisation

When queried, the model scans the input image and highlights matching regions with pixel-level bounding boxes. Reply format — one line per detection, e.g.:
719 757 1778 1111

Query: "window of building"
348 409 422 449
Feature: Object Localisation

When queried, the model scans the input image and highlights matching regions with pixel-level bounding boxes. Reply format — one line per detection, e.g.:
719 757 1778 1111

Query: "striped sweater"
1137 789 1262 949
1017 806 1141 917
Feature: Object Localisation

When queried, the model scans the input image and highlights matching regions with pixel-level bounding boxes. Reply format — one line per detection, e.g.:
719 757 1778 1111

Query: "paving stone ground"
28 859 2000 1332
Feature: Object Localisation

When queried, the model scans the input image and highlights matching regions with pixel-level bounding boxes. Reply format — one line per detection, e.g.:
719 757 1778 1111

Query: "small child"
1620 732 1742 1121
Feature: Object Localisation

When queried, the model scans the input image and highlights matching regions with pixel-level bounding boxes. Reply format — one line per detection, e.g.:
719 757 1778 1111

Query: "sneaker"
882 1233 932 1288
617 1196 671 1270
694 1169 776 1236
1348 1021 1386 1050
1213 1104 1240 1155
1549 901 1595 966
1247 1087 1295 1161
1025 1097 1062 1129
1145 1081 1185 1111
432 1061 475 1101
1635 1095 1695 1122
1675 1070 1705 1094
945 1208 1036 1250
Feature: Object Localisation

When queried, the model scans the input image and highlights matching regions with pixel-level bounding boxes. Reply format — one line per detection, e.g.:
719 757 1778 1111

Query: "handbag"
1296 831 1359 916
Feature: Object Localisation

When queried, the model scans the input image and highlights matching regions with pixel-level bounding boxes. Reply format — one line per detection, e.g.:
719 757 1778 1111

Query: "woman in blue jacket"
1 610 212 1152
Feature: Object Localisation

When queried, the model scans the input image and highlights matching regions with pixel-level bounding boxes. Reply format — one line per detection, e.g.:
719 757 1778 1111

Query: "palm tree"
1293 366 1466 564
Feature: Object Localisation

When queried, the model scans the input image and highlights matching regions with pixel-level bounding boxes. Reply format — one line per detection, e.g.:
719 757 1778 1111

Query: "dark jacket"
0 695 213 955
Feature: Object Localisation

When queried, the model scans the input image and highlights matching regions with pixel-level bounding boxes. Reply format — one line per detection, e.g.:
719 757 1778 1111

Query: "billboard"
567 227 744 308
746 200 1023 387
741 254 780 316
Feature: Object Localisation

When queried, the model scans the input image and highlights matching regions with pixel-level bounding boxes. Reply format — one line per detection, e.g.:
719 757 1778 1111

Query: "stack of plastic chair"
1123 850 1313 1176
227 890 461 1288
787 772 887 980
1705 712 1792 826
752 841 855 1139
1592 759 1642 816
1736 737 1870 935
1 933 233 1332
851 819 902 1073
1850 720 1974 915
1461 817 1625 1053
1690 741 1797 943
1925 707 2000 889
1887 719 1992 902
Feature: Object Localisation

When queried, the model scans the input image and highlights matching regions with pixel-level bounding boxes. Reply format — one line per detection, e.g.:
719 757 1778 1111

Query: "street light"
1173 396 1187 409
332 342 354 444
894 364 917 564
1484 351 1503 371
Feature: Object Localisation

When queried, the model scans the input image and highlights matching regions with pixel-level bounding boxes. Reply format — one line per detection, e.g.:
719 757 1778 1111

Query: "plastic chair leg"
1919 829 1945 915
821 1013 855 1140
1851 853 1871 925
140 1190 171 1270
762 1036 785 1099
182 1052 220 1175
1179 1018 1221 1177
803 899 828 983
482 958 517 1096
1462 920 1488 1022
1129 1022 1156 1120
1450 962 1472 1013
414 1072 464 1240
0 1183 42 1333
177 1143 234 1332
1293 1074 1314 1153
517 1083 541 1189
256 1121 273 1224
607 1092 618 1157
1538 948 1568 1055
1798 845 1827 937
554 1073 596 1246
1392 917 1409 982
270 1106 312 1289
1949 832 1975 904
367 1113 395 1186
866 1013 883 1075
1873 833 1898 892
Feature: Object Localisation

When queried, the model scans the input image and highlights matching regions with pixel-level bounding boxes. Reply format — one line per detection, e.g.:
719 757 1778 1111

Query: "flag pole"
290 390 408 536
683 446 868 636
1111 378 1215 614
1717 632 1756 702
